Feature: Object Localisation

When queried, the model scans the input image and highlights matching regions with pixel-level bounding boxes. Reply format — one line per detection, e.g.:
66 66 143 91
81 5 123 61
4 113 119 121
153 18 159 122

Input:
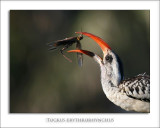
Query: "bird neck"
100 65 122 89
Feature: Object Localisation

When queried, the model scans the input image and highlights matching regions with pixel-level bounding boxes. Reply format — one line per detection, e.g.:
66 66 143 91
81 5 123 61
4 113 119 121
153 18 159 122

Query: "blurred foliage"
10 10 149 113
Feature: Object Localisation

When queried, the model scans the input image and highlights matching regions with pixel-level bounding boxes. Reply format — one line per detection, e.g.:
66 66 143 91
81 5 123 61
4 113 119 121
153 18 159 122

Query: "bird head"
68 32 123 86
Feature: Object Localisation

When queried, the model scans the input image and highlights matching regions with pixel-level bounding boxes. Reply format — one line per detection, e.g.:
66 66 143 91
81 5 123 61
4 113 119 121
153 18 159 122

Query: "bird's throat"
100 65 121 89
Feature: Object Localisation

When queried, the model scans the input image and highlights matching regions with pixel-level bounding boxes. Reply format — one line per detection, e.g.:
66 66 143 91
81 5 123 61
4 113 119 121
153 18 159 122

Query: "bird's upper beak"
68 32 111 65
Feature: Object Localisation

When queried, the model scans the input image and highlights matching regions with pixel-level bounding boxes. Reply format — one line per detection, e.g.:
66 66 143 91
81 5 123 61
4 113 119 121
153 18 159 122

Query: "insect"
48 34 83 66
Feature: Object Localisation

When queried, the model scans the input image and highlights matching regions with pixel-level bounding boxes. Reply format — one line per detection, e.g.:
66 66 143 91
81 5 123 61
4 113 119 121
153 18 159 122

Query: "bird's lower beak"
68 49 102 64
68 32 111 64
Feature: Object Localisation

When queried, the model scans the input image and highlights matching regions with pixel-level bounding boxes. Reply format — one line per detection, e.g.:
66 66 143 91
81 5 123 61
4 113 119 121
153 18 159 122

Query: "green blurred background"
10 10 150 113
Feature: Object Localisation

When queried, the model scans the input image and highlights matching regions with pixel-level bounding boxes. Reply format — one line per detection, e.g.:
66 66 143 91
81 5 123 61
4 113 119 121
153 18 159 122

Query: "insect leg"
60 44 72 62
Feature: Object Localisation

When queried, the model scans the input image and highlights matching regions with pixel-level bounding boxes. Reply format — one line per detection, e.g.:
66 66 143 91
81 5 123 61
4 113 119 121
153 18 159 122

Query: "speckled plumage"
100 71 150 112
119 73 150 102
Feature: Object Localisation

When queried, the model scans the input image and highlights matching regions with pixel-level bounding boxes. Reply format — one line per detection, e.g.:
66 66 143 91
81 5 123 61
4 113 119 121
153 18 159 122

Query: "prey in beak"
67 32 112 66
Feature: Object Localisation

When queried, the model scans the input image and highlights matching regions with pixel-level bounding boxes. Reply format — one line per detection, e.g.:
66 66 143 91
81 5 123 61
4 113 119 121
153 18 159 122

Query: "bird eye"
106 56 110 60
105 55 113 63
